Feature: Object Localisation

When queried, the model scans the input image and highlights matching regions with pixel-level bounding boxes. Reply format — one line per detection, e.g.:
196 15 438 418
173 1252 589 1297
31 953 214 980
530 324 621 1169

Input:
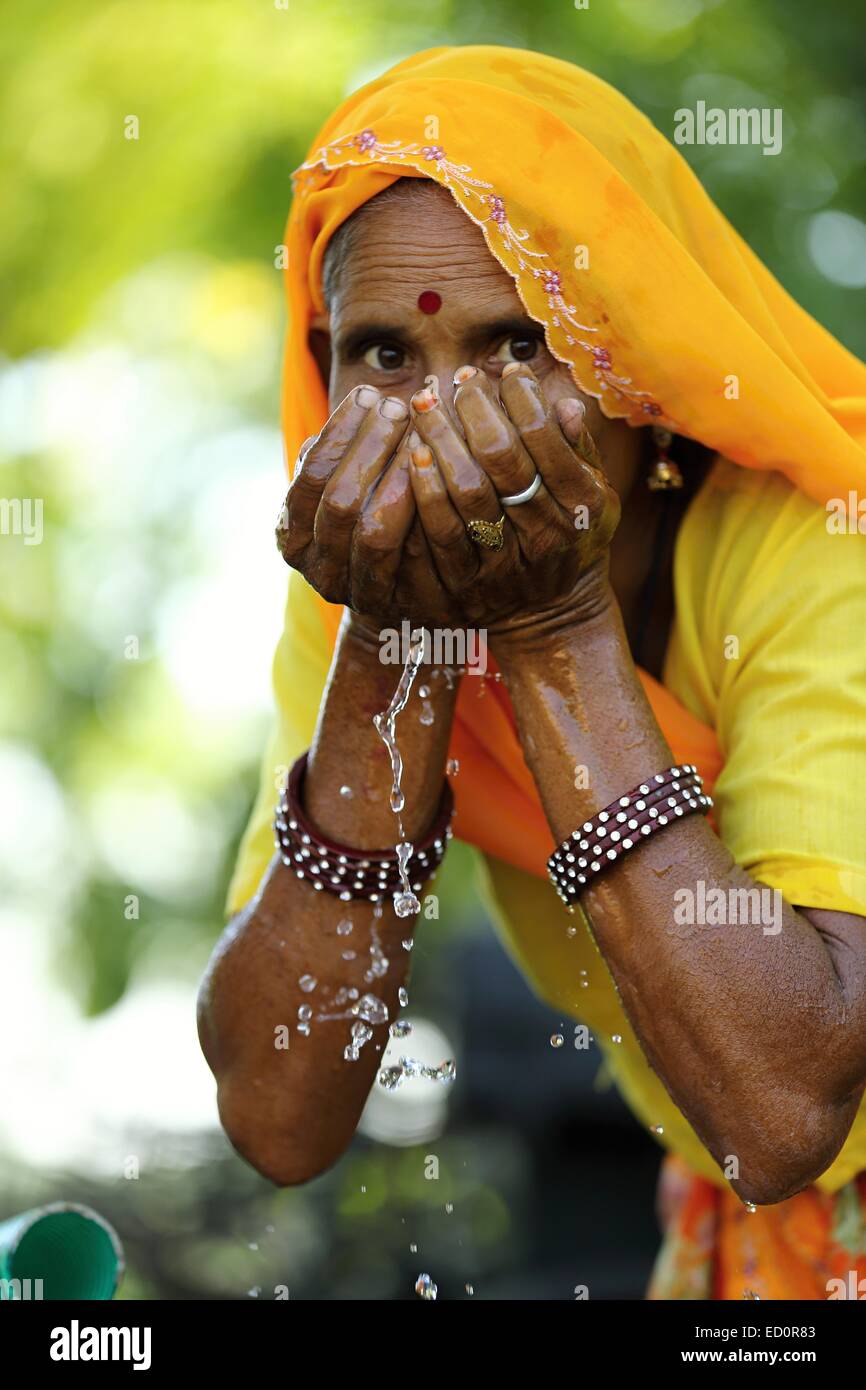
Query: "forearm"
198 613 459 1184
492 597 866 1203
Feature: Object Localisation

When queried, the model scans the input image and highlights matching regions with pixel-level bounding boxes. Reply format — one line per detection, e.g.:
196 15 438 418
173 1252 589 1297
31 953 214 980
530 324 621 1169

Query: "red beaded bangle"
275 752 454 903
548 764 712 905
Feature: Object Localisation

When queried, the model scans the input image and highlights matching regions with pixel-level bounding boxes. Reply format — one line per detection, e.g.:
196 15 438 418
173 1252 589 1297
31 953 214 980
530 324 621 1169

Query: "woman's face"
309 183 642 500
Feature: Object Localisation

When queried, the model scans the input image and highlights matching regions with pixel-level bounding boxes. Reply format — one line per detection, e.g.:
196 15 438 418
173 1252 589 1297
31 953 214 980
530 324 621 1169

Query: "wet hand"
407 363 621 637
275 385 461 627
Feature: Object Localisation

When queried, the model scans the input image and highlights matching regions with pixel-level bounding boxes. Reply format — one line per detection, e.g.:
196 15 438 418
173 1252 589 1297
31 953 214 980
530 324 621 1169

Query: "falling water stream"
372 628 427 918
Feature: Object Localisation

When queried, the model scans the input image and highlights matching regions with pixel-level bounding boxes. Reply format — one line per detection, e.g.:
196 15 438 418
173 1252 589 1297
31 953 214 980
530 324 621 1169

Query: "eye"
492 333 543 365
361 342 406 371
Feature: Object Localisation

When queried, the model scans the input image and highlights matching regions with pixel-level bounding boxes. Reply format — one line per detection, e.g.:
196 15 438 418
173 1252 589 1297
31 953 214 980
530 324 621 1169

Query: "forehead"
329 184 521 318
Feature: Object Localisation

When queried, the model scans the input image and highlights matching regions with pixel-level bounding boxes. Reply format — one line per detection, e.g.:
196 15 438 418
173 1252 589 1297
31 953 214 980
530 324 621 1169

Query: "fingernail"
411 387 438 413
501 362 523 378
411 443 434 468
453 364 477 385
556 397 585 437
379 396 408 420
355 385 380 408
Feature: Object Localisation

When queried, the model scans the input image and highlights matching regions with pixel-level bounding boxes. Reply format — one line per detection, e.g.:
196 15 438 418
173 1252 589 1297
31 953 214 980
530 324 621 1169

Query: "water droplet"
445 1203 453 1214
550 1033 564 1048
248 1286 261 1298
415 1273 437 1301
465 1283 474 1296
378 1066 404 1090
342 949 356 961
402 938 414 951
611 1034 622 1044
745 1202 757 1214
360 1185 366 1194
418 685 430 699
394 890 420 918
248 1242 259 1251
390 1020 413 1038
446 759 460 777
410 1242 418 1253
337 918 353 936
298 974 317 993
651 1124 664 1136
566 925 578 937
297 1004 312 1021
354 994 389 1026
399 986 409 1007
419 700 435 726
742 1289 761 1299
339 785 353 799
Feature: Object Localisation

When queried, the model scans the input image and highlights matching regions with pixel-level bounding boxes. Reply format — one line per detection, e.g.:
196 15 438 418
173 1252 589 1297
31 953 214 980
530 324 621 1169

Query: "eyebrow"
334 313 544 357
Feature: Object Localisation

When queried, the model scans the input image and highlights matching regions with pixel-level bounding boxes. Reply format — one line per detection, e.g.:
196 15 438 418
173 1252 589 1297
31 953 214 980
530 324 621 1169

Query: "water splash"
378 1056 456 1091
364 919 389 981
415 1273 437 1301
373 632 426 917
344 1020 372 1062
373 633 425 819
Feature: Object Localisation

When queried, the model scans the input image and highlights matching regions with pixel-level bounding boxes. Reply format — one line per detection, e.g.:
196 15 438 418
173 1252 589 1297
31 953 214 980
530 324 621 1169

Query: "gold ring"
467 515 506 551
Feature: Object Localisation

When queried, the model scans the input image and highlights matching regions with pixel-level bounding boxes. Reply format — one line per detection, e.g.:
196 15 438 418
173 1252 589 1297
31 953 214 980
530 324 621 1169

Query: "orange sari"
650 1156 866 1300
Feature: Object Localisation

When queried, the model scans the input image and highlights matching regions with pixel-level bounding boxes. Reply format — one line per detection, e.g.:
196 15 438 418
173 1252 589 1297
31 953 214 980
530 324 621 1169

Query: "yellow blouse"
228 455 866 1194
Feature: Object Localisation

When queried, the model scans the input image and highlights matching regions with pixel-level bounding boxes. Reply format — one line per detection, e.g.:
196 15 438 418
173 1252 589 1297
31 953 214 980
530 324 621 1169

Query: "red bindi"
417 290 442 315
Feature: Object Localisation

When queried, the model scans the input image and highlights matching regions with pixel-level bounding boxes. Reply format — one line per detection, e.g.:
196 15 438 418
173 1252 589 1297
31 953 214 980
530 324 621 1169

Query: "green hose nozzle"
0 1202 124 1300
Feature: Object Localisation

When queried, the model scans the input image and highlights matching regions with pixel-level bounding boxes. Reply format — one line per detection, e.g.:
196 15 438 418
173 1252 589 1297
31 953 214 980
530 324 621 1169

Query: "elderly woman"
197 47 866 1299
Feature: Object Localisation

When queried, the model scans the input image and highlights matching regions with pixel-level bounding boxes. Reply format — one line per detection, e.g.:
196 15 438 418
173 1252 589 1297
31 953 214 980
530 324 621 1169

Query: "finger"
494 365 609 529
350 435 416 615
314 394 409 562
409 380 507 532
284 385 383 542
553 395 604 471
452 364 563 540
407 430 480 595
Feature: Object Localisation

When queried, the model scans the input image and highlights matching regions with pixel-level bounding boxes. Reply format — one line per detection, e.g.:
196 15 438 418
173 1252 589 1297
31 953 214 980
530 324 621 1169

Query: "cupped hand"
275 384 463 629
406 363 621 639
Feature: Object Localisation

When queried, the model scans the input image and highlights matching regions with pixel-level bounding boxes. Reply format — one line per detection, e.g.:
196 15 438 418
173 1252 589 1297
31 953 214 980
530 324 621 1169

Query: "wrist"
344 608 387 661
489 575 619 664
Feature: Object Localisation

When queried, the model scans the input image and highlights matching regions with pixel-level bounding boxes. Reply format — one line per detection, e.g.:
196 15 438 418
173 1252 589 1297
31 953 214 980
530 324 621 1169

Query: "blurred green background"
1 0 864 1300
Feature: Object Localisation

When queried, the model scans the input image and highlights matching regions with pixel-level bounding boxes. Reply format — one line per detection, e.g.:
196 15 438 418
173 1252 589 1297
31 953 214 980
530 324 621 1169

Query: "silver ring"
500 472 542 508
